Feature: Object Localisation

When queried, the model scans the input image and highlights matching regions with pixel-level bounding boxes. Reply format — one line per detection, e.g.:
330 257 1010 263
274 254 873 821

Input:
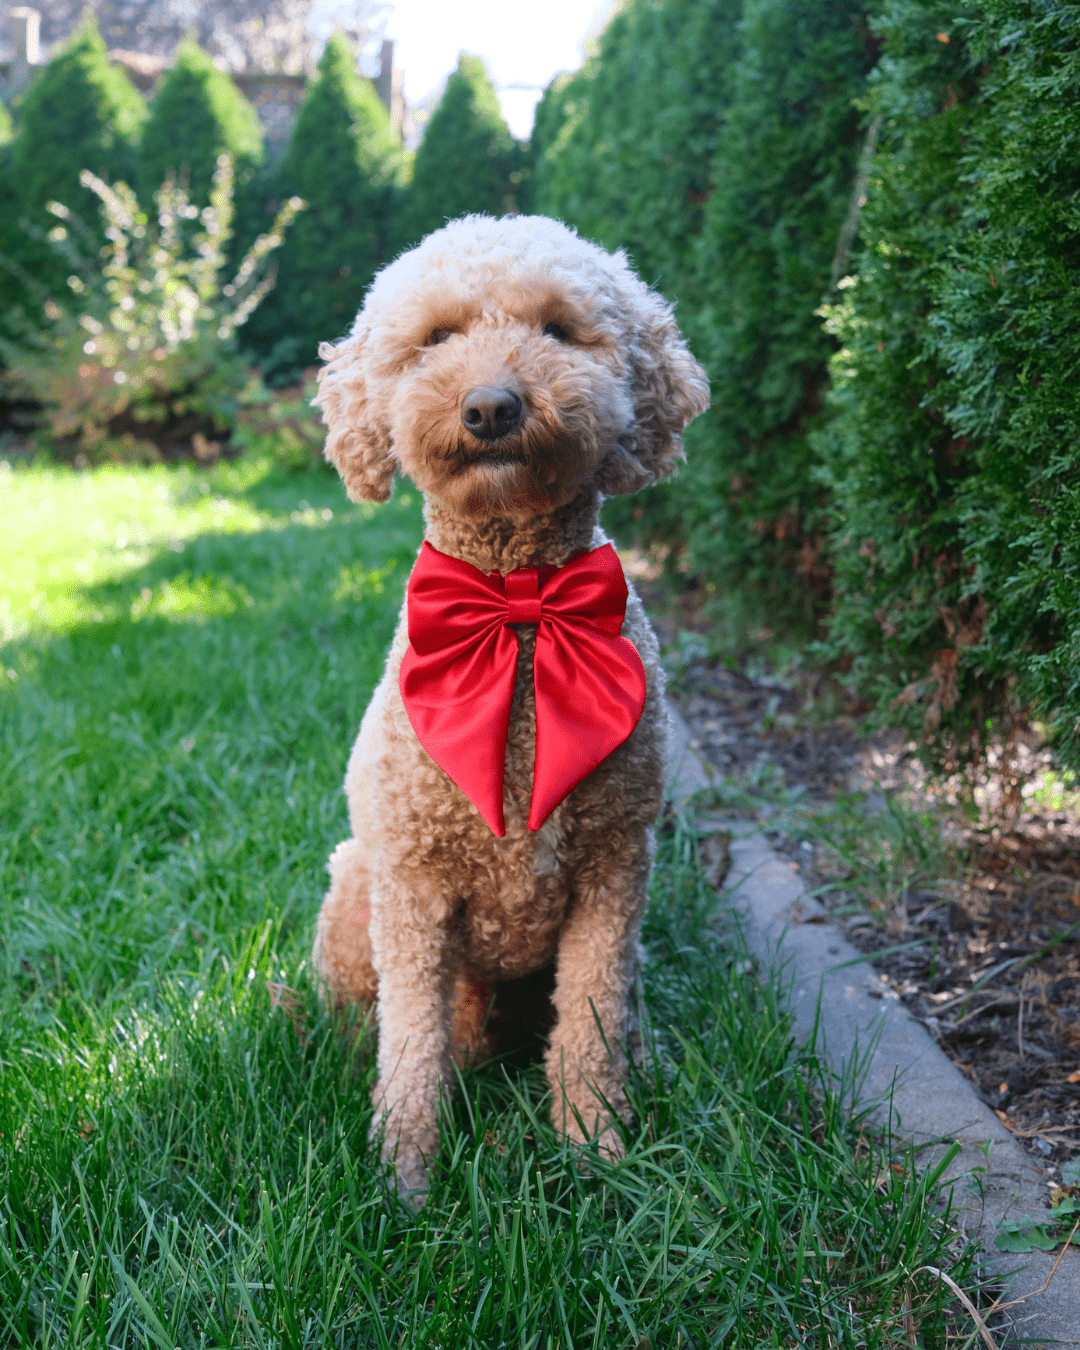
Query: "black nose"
460 386 523 441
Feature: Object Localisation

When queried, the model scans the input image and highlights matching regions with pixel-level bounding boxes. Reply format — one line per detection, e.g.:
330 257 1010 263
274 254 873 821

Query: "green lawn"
0 455 981 1347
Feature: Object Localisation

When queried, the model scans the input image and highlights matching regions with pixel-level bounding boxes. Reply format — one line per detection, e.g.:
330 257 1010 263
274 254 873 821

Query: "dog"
310 213 709 1197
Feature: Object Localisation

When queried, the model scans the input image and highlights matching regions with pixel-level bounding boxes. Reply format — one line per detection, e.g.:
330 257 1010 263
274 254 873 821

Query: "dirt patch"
667 643 1080 1188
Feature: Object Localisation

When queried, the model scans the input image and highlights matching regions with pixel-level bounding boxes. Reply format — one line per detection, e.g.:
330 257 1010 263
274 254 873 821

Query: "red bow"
399 541 647 836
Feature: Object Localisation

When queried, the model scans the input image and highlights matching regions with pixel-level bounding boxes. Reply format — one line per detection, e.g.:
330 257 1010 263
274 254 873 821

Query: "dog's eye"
427 327 454 345
542 322 569 342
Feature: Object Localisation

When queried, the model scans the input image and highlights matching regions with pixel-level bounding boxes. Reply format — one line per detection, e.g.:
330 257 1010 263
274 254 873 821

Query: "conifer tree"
10 10 146 220
138 39 264 210
404 54 518 245
243 31 403 373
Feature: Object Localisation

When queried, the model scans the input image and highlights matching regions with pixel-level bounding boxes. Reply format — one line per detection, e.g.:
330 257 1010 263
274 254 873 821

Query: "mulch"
664 639 1080 1193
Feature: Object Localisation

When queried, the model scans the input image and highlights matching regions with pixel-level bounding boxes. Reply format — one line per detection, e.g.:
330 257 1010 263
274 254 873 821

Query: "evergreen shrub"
2 12 146 329
671 0 877 633
138 40 264 211
8 11 146 220
533 0 742 297
818 0 1080 774
403 54 519 246
242 32 403 377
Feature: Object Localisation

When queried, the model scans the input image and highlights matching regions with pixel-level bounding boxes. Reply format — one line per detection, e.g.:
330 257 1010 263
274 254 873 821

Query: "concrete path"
664 699 1080 1347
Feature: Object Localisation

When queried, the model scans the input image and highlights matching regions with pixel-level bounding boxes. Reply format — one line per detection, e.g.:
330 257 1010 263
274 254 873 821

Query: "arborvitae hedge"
403 54 519 245
819 0 1080 773
138 39 264 210
672 0 876 631
242 32 403 374
536 0 874 634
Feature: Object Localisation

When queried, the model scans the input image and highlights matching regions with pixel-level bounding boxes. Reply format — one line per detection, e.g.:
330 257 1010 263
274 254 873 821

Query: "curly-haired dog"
311 214 709 1197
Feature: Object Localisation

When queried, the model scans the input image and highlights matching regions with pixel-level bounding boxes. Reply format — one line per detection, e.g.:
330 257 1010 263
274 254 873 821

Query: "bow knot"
399 541 647 836
504 568 543 624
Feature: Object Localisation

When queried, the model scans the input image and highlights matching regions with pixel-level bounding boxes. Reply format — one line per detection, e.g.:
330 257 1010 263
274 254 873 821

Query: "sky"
381 0 615 138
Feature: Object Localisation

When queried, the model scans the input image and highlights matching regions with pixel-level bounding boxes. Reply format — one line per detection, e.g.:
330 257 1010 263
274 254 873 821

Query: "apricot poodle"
311 213 709 1197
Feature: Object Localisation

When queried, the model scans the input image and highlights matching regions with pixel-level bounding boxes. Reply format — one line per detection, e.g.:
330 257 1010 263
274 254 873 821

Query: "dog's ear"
314 324 396 503
595 283 710 496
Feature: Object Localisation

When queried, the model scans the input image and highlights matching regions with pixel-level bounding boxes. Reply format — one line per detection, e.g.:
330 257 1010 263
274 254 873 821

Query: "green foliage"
995 1197 1080 1253
137 39 264 211
534 0 742 296
818 0 1080 772
669 0 875 629
8 11 146 220
404 53 519 246
931 0 1080 766
0 159 302 460
242 32 403 374
0 461 982 1341
1 12 146 329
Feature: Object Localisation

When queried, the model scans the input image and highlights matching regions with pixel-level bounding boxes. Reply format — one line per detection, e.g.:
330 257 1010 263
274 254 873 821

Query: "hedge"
532 0 742 299
818 0 1080 773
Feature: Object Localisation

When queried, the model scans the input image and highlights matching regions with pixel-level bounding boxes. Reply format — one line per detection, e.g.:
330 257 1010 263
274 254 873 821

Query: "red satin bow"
399 540 647 836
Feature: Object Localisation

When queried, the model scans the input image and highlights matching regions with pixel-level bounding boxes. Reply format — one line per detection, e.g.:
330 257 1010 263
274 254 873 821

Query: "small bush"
0 157 302 461
403 54 520 246
232 372 327 472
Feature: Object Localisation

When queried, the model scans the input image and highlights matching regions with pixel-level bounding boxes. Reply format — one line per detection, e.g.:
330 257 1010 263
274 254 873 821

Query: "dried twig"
1018 996 1026 1062
995 1121 1079 1139
949 993 1020 1027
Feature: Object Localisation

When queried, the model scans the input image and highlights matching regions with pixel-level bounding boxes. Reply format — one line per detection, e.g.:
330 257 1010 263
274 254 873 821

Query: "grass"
0 454 985 1347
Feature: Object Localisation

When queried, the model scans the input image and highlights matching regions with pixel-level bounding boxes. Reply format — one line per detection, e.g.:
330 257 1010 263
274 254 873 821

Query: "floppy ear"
314 322 396 503
595 282 710 496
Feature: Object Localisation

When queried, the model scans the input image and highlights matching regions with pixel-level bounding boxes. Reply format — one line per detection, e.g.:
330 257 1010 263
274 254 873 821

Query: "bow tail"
528 622 647 830
399 626 519 836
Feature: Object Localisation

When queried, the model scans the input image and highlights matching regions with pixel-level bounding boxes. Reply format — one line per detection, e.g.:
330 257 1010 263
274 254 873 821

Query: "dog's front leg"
546 829 653 1152
368 865 458 1198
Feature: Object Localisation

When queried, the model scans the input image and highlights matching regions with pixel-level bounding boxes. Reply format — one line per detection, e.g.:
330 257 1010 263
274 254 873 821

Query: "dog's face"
316 215 709 517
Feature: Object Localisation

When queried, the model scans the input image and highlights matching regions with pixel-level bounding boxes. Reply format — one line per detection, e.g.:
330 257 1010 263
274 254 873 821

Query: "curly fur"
311 214 709 1197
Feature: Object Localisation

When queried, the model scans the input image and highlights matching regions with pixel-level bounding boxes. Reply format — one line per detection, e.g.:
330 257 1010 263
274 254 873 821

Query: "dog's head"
315 215 709 517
